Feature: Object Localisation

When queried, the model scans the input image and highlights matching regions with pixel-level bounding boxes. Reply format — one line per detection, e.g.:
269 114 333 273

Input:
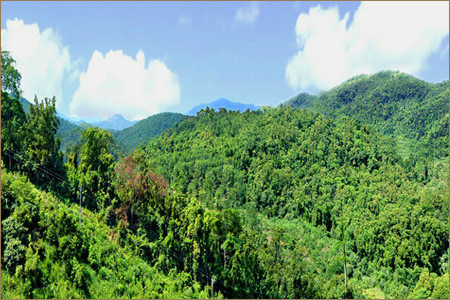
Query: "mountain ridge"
113 112 187 152
282 70 449 158
92 114 137 131
187 98 259 116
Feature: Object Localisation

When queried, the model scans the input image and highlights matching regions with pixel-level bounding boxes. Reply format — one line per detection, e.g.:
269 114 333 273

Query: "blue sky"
1 1 449 121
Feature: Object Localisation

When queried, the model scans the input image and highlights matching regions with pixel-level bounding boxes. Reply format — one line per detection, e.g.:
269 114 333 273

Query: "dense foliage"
1 92 26 171
138 106 449 298
1 51 21 98
113 112 187 153
1 51 448 299
1 169 209 299
1 51 25 172
284 71 449 159
1 52 64 189
66 127 116 211
55 112 185 159
16 97 81 160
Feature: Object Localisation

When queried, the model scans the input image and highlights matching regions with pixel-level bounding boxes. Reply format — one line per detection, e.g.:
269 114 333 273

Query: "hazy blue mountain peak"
187 98 258 116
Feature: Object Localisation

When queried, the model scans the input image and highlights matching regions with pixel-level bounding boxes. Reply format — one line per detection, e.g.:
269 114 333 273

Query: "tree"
1 51 26 171
23 96 64 186
1 92 26 170
114 151 167 224
1 50 22 98
67 127 115 210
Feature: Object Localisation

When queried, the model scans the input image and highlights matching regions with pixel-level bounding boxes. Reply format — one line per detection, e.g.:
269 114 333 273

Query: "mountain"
138 105 449 298
56 111 73 122
17 97 144 156
282 92 317 110
4 72 449 299
91 114 137 131
18 97 32 114
55 113 104 125
187 98 258 116
58 112 185 158
113 112 186 152
58 116 80 133
283 71 449 158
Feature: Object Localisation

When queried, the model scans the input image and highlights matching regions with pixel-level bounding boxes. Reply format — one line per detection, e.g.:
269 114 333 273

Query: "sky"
1 1 449 121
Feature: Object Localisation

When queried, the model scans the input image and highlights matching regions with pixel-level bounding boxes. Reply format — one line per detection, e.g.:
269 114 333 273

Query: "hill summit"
187 98 258 115
92 114 137 131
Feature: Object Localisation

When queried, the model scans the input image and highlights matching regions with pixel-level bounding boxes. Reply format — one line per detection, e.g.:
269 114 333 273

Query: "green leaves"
285 70 449 162
66 127 116 210
1 92 27 171
1 169 209 299
1 50 22 98
133 105 449 298
1 51 447 298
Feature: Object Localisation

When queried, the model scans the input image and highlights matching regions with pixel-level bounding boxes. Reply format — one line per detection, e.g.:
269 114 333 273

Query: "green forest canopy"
1 50 448 299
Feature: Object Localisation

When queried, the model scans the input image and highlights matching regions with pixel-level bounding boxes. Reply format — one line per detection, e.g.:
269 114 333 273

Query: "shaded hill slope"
283 71 449 158
139 106 449 298
113 112 186 152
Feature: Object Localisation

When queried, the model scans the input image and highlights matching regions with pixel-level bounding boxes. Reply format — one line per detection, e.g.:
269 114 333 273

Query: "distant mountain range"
18 97 32 114
20 96 258 132
91 114 137 131
64 114 136 131
19 97 137 131
17 71 448 162
187 98 259 116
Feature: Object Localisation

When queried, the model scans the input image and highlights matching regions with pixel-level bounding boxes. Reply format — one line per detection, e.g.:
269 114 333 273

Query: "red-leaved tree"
114 153 167 226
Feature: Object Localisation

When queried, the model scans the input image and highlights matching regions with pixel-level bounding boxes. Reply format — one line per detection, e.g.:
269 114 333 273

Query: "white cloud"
70 50 180 121
286 2 450 92
235 2 260 24
1 18 77 109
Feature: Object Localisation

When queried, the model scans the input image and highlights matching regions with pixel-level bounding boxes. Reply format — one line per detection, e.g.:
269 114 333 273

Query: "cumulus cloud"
286 2 449 92
1 18 77 109
70 50 180 121
235 2 260 24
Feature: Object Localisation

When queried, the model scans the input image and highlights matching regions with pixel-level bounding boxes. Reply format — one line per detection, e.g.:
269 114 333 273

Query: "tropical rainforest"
1 50 449 299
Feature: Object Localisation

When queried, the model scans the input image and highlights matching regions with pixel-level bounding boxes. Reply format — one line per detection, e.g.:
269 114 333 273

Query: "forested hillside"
283 71 449 159
1 50 448 299
139 106 449 298
113 112 186 152
187 98 258 116
53 111 186 159
1 169 209 299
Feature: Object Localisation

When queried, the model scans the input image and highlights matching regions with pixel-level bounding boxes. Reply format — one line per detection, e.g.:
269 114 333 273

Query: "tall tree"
24 96 64 186
67 127 115 210
1 50 22 98
1 51 26 170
